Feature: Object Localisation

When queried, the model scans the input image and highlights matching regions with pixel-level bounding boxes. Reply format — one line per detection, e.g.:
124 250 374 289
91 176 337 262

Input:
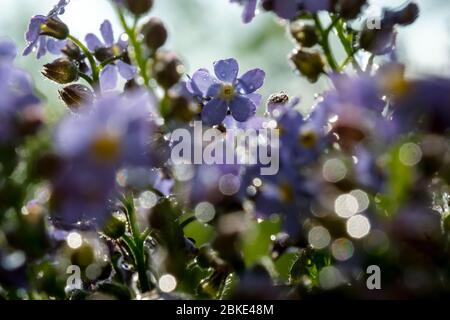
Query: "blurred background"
1 0 449 117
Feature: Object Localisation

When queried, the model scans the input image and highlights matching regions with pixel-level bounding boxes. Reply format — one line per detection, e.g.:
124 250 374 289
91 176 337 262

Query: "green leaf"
242 218 281 267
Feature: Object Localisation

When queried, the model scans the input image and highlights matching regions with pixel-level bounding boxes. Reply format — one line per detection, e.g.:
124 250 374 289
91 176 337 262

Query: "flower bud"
267 92 290 116
289 48 325 83
261 0 274 11
336 0 367 20
167 94 197 122
42 58 79 84
94 47 116 63
124 79 141 91
70 244 95 268
102 214 126 239
59 84 94 112
62 40 84 61
154 51 184 89
359 25 395 55
124 0 154 16
40 17 69 40
141 17 168 51
290 22 318 48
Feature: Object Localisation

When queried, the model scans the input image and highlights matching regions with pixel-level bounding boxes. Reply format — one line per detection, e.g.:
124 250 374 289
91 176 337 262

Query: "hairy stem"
121 194 152 293
116 8 150 87
68 35 99 84
314 14 339 72
334 19 363 73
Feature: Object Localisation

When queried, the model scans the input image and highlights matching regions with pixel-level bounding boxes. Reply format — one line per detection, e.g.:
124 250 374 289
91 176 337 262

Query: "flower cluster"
187 58 265 125
0 0 450 301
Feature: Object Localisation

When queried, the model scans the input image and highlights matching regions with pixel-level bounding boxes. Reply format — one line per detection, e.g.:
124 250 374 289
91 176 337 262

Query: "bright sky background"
1 0 449 115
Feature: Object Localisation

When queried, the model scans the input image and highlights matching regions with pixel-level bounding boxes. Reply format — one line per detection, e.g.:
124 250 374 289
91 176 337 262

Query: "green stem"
339 55 353 71
313 15 339 72
68 35 99 84
122 194 151 292
334 19 363 73
116 7 150 87
79 72 94 87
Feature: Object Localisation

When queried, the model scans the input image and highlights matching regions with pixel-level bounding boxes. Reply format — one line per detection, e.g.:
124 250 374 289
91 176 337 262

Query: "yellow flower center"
279 183 294 203
299 129 318 149
218 83 235 101
91 132 121 162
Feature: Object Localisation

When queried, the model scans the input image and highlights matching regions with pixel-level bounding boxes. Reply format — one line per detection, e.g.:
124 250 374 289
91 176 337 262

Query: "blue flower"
52 91 159 228
392 77 450 134
0 39 42 144
23 0 69 59
187 58 265 125
241 162 315 236
85 20 137 92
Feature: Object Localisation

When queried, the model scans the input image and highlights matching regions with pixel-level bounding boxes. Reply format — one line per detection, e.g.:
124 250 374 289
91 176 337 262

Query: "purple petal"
237 68 265 94
23 42 37 57
46 38 66 55
85 33 103 52
36 37 47 59
100 64 118 91
48 0 70 17
117 34 128 50
214 58 239 83
201 98 228 125
100 20 115 47
206 83 222 97
242 0 257 23
23 15 47 56
25 15 47 43
246 92 262 107
187 69 217 97
229 95 256 122
116 60 137 80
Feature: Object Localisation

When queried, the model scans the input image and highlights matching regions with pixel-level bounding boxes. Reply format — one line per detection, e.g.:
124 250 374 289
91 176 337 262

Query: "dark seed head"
42 58 79 84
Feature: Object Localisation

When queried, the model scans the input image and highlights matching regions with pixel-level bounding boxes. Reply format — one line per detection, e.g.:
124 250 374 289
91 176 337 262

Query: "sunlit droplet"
399 142 422 166
219 174 240 196
67 232 83 249
252 178 262 187
331 238 354 261
173 164 194 182
350 189 370 213
346 215 371 239
139 191 158 209
308 226 331 249
1 251 26 271
319 266 344 290
335 194 358 218
159 274 177 293
195 202 216 223
323 158 347 183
